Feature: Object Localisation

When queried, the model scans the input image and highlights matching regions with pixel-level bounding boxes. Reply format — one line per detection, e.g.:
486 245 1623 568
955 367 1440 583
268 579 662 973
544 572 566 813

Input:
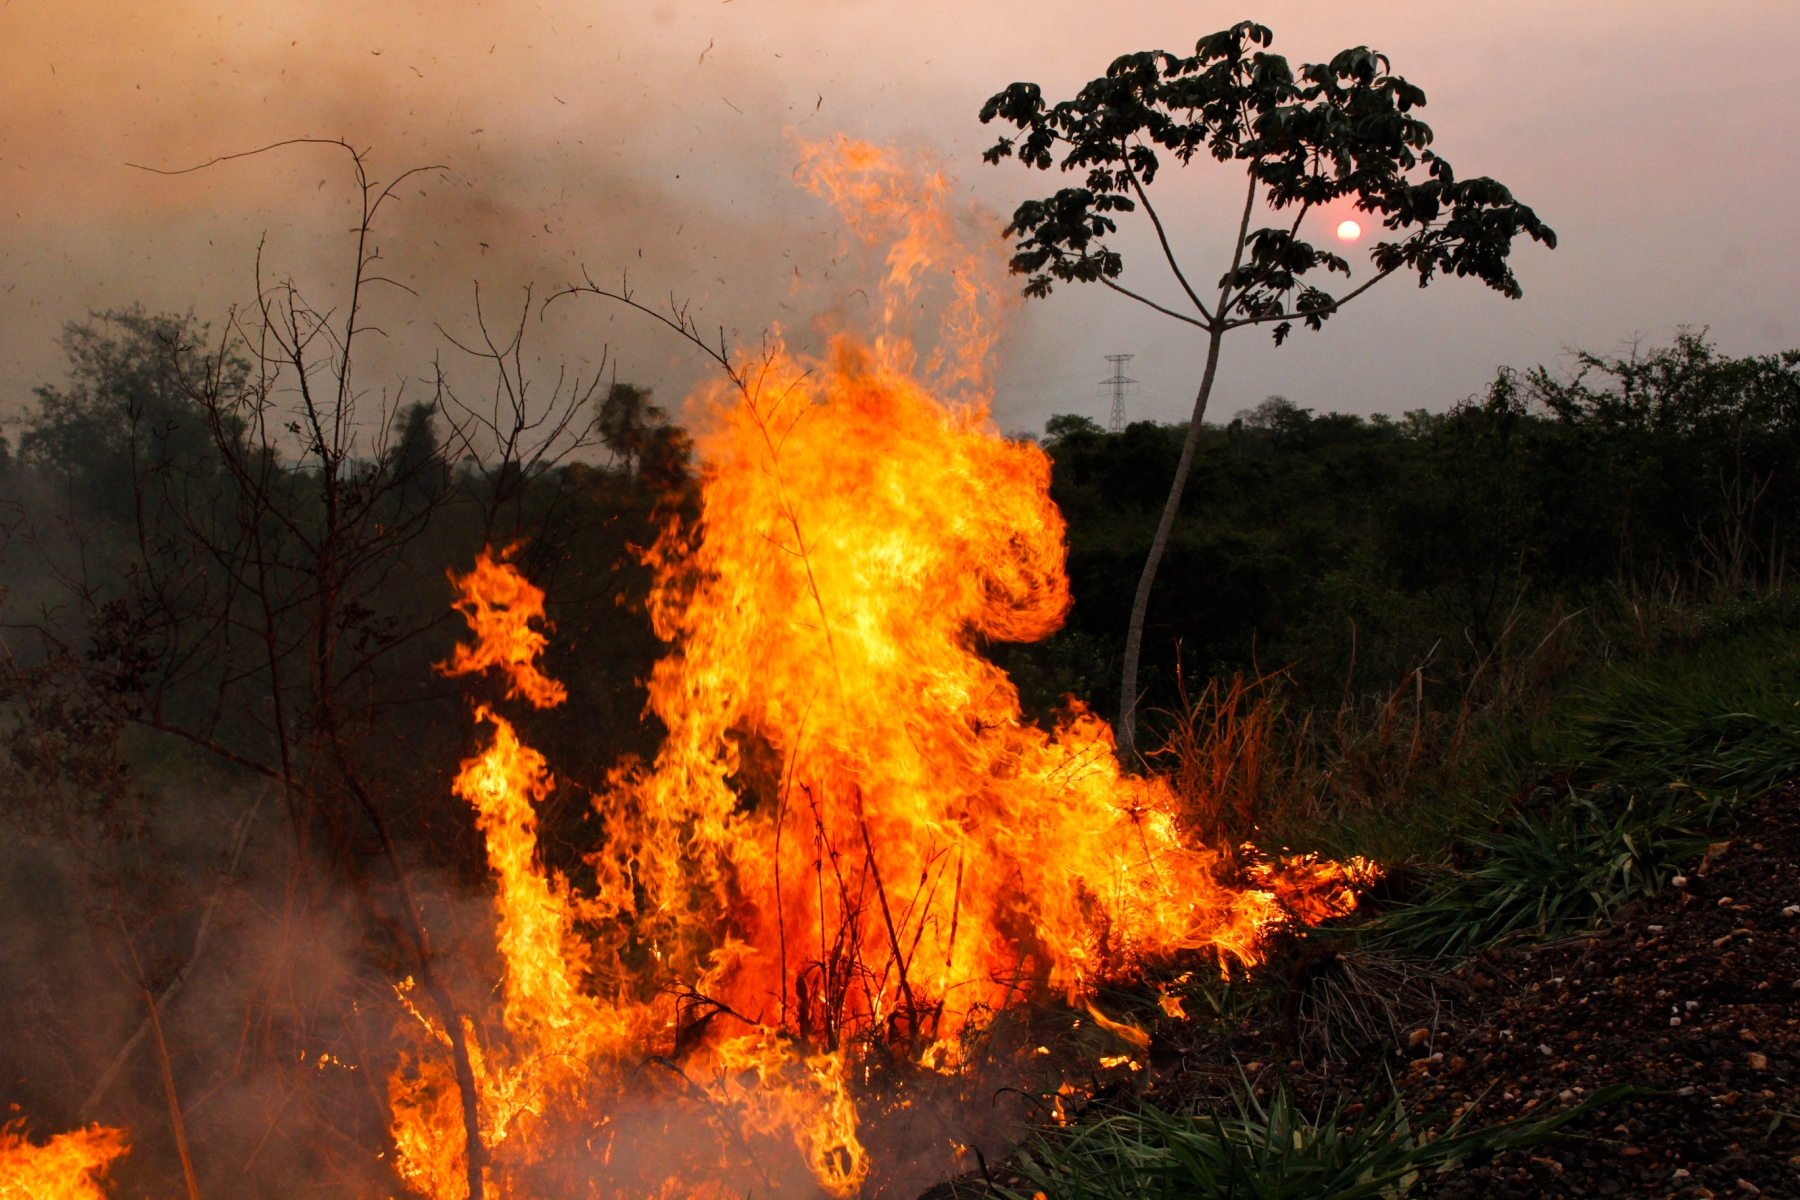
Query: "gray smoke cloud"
5 0 1798 435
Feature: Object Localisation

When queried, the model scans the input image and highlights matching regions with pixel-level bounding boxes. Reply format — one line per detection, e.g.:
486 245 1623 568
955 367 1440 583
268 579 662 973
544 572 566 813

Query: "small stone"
1679 1086 1697 1096
1736 1181 1760 1196
1672 876 1689 888
1672 1168 1691 1178
1719 896 1736 907
1672 1016 1683 1026
1713 934 1733 947
1783 905 1800 917
1538 1043 1555 1055
1649 924 1665 932
1748 1052 1768 1070
1408 1028 1431 1046
1621 1145 1642 1157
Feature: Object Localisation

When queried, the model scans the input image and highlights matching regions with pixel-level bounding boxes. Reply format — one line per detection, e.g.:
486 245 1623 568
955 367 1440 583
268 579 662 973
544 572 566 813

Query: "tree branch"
1124 156 1213 323
1099 278 1210 330
1222 264 1399 331
1216 166 1260 321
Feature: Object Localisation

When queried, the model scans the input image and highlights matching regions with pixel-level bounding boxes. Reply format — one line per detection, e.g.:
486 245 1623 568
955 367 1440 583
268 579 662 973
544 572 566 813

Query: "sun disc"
1336 219 1362 242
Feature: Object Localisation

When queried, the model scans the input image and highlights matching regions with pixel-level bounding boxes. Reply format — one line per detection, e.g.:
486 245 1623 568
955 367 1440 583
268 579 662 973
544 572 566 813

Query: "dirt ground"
1405 778 1800 1198
1214 780 1800 1198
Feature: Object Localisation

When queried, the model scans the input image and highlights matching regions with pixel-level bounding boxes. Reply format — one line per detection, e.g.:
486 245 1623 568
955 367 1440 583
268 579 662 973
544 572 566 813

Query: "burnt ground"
921 780 1800 1200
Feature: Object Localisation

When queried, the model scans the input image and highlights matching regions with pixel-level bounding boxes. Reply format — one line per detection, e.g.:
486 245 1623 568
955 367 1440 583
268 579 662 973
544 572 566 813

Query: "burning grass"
366 140 1379 1199
1 133 1379 1200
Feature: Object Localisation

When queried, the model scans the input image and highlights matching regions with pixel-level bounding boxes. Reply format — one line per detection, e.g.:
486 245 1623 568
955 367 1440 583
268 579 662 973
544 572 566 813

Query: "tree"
596 382 664 472
20 308 241 523
10 139 616 1200
980 21 1555 758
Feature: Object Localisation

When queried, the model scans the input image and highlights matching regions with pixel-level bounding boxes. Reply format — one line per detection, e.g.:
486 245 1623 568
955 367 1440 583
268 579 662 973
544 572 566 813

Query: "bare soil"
1220 780 1800 1198
1402 778 1800 1199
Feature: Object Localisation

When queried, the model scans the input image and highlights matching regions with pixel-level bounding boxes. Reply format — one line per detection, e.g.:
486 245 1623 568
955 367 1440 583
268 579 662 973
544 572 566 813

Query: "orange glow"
437 548 568 710
0 1123 128 1200
1336 219 1362 242
388 137 1374 1199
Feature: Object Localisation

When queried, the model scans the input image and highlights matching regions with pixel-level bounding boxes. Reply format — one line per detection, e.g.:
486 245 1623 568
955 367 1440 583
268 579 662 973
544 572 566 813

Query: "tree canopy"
980 21 1556 343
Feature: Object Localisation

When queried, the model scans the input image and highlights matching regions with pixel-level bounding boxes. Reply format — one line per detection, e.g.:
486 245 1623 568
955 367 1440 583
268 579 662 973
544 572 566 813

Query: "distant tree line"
996 333 1800 723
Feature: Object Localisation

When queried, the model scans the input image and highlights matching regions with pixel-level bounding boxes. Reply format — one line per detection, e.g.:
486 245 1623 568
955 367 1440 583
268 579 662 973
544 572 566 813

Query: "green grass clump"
989 1080 1618 1200
1367 620 1800 958
1367 784 1721 959
1549 629 1800 795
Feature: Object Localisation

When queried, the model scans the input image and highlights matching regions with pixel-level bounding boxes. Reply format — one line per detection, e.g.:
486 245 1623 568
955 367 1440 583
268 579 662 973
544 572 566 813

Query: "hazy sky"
3 0 1796 437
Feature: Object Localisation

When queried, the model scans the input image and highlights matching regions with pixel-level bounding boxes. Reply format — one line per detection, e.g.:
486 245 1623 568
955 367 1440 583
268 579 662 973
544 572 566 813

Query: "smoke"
0 779 369 1195
0 0 905 425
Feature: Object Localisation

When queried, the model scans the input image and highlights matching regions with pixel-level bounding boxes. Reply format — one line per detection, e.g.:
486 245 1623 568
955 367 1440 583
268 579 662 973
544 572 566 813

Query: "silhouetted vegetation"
1002 332 1800 730
0 294 694 1198
980 19 1555 752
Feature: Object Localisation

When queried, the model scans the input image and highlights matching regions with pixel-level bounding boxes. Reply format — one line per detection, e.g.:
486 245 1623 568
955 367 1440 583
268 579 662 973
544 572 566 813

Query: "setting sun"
1336 219 1363 242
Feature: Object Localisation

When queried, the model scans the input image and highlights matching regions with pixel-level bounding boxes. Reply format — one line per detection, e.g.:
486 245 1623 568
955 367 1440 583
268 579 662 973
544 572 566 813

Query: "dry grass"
1144 599 1617 863
1281 947 1467 1067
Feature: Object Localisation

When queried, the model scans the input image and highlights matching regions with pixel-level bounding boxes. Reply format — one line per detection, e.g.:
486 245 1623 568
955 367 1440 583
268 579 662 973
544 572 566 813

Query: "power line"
1101 354 1137 433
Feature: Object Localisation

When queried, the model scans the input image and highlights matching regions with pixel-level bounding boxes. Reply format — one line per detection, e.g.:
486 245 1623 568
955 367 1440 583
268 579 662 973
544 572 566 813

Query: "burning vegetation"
0 1124 127 1200
2 141 1372 1199
377 140 1373 1198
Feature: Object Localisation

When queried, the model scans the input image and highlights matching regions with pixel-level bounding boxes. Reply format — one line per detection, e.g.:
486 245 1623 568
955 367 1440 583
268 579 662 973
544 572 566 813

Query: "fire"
388 138 1373 1198
0 1124 127 1200
436 550 568 710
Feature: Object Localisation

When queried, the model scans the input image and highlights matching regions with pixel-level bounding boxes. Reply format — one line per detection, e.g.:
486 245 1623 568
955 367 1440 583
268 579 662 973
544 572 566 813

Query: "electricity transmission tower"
1101 354 1137 433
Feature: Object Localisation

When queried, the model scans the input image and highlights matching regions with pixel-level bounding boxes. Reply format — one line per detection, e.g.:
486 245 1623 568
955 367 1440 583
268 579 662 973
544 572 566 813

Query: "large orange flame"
436 549 568 710
0 1124 127 1200
388 139 1372 1199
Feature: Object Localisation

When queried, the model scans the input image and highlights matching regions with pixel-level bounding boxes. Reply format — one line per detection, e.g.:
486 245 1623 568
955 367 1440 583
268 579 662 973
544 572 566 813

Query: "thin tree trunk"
80 791 265 1120
1116 325 1226 759
330 735 486 1200
1115 167 1259 761
146 988 204 1200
